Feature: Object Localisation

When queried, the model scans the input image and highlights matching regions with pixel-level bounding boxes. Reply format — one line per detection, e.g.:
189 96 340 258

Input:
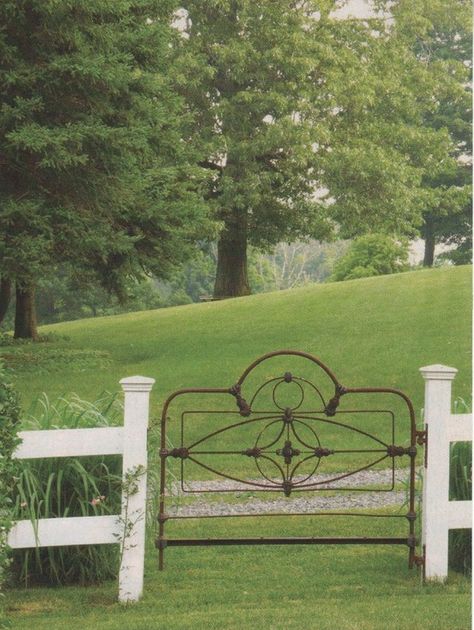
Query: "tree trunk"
423 217 436 267
0 278 12 324
214 211 251 298
14 285 38 340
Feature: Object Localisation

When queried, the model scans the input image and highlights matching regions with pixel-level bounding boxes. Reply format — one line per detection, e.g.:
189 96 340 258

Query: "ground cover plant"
449 439 472 575
0 361 21 627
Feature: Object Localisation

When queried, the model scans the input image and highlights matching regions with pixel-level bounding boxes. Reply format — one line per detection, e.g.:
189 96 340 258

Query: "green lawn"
4 266 472 628
5 266 471 479
7 516 470 630
7 266 471 414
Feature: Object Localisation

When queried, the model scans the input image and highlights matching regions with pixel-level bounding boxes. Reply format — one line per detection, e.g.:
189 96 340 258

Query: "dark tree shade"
0 0 212 337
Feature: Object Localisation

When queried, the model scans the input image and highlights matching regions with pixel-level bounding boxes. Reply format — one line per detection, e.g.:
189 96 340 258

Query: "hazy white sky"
336 0 375 18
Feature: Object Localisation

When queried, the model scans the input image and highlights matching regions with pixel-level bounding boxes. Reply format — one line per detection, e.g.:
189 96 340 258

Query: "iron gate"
157 350 423 569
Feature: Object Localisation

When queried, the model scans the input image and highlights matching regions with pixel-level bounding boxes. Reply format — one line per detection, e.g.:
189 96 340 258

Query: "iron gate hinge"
413 554 425 568
415 429 427 446
416 427 428 467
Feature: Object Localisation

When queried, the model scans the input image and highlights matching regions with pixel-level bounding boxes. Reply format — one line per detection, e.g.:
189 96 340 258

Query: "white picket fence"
8 375 155 603
420 365 472 580
7 365 472 601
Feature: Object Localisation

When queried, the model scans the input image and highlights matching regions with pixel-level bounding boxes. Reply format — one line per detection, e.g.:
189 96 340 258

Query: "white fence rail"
420 365 472 580
8 375 155 603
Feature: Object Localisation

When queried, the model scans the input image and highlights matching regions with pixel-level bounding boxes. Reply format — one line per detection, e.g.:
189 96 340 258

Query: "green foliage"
175 0 468 295
449 439 472 576
0 240 350 327
446 396 472 576
330 234 410 281
10 394 123 586
394 0 473 264
0 361 21 626
0 0 212 313
437 228 472 266
181 1 438 243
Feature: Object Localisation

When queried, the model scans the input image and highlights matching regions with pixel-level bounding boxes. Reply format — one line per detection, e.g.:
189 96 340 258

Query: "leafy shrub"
10 394 123 586
0 331 69 347
330 233 409 281
0 360 21 625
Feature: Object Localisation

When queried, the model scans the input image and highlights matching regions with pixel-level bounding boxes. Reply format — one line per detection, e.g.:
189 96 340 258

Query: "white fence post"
118 375 155 602
420 364 472 580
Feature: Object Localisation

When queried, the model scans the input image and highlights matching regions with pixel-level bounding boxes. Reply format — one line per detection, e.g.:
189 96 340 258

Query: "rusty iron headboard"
157 350 423 570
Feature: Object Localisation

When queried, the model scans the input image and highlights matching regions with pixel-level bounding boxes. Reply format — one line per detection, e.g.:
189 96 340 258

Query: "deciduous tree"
390 0 472 267
179 0 461 297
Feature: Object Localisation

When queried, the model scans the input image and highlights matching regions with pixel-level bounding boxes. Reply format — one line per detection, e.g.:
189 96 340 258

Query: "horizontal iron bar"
186 448 389 455
181 486 396 493
165 511 407 520
157 536 410 547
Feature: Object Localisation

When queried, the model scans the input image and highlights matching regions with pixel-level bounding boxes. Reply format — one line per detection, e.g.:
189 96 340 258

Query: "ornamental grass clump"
10 393 123 586
449 440 472 576
447 397 472 576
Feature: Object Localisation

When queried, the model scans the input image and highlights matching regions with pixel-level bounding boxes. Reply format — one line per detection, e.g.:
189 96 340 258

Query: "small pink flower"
90 495 106 506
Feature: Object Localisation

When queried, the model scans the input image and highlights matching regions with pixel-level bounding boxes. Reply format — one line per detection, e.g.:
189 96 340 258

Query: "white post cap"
120 375 155 392
419 365 458 381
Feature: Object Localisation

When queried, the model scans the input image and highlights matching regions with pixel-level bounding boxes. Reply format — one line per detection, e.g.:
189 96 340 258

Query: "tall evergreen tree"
0 0 210 338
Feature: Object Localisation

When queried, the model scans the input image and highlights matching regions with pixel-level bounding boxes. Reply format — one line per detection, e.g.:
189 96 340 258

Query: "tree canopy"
330 234 410 281
178 0 469 297
0 0 470 335
390 0 472 266
0 0 211 337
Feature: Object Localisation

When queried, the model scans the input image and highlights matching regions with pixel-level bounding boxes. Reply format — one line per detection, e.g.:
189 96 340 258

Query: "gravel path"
166 468 414 518
172 468 412 493
167 491 407 517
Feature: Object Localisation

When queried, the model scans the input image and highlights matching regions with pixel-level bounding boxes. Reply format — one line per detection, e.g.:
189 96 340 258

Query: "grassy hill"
5 265 471 416
6 266 472 629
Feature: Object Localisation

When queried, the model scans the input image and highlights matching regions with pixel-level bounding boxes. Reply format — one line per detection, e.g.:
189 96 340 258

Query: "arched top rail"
160 349 416 434
236 349 341 388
